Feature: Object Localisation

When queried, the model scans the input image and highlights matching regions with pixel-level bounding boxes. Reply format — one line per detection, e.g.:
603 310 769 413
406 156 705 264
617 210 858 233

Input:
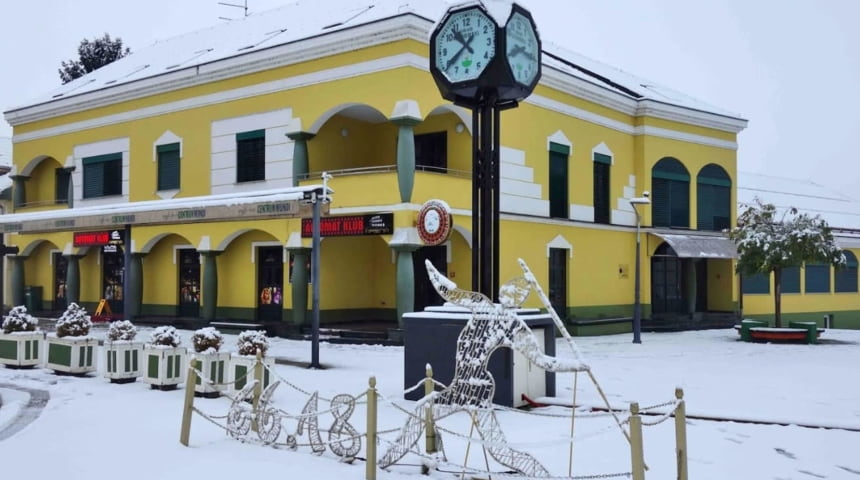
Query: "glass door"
257 246 284 322
178 249 201 317
53 252 68 312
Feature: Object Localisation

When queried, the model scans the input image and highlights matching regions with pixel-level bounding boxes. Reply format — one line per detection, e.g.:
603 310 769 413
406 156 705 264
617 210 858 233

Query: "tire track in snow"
0 382 50 441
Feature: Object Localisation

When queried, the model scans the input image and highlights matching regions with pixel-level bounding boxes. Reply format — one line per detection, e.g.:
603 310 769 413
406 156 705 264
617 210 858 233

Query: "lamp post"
630 193 650 344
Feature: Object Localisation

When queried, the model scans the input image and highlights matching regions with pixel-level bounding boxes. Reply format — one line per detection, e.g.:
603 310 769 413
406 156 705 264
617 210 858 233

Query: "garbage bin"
24 286 43 313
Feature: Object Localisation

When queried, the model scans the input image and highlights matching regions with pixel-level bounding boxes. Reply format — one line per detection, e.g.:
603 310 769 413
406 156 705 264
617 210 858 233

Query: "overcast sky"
1 0 858 196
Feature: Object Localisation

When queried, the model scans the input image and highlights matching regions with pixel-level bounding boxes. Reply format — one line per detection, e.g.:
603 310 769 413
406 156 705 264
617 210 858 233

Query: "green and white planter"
142 345 187 390
0 331 45 368
104 341 144 384
46 335 97 375
192 351 231 398
230 355 274 393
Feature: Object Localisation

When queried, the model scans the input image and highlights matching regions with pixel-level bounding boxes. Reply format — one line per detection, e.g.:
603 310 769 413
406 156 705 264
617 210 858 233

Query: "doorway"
257 246 284 323
651 243 684 315
178 249 200 317
548 248 568 319
53 252 68 312
413 245 447 312
102 246 124 315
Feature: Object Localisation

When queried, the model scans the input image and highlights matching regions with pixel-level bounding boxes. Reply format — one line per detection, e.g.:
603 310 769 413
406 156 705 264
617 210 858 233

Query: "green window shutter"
593 161 610 224
157 143 181 190
742 272 770 294
652 177 670 227
593 152 611 165
804 263 831 293
83 163 104 198
713 185 731 230
697 183 714 231
835 251 858 293
549 150 568 219
781 266 801 294
549 142 570 156
669 179 689 228
82 153 122 198
696 164 732 231
236 131 266 183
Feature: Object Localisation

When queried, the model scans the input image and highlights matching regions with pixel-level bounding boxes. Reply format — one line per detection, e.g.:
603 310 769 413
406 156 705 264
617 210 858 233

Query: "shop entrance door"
413 246 447 312
257 246 284 323
178 249 201 317
103 246 124 315
53 252 68 312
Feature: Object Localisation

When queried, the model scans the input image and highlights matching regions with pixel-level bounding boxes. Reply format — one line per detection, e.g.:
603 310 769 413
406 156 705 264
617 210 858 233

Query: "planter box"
0 331 45 368
230 355 274 393
192 351 231 398
104 341 144 383
142 345 187 390
46 335 97 375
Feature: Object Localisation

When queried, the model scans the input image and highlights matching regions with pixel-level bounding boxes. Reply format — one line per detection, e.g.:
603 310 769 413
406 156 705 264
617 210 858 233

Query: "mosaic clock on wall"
417 199 453 246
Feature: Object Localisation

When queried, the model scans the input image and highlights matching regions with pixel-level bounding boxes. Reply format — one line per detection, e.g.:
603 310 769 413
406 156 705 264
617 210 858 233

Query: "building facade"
2 1 750 335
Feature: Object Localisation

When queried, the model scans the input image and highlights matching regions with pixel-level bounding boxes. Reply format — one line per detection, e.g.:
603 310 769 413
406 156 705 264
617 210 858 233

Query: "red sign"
301 213 393 238
73 230 124 247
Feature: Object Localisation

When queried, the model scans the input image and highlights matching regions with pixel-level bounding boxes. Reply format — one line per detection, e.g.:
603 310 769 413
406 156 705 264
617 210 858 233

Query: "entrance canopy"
652 233 737 259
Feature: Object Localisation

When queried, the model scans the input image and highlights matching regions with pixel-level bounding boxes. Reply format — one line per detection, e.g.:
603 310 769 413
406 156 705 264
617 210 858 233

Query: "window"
742 272 770 294
835 250 858 293
415 132 447 172
804 262 830 293
696 164 731 231
549 143 569 219
83 153 122 199
157 143 180 191
548 248 568 319
236 130 265 183
780 266 800 294
651 157 690 228
593 153 610 224
55 168 70 204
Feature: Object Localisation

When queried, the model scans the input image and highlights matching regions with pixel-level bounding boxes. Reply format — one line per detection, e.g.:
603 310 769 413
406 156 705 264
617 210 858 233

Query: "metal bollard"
425 364 437 454
252 349 263 432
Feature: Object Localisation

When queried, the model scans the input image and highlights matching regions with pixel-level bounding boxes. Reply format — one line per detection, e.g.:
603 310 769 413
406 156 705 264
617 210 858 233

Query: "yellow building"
2 1 752 337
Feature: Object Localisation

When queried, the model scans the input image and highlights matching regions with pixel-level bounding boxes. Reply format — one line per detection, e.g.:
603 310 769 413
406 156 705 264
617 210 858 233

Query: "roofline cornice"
5 12 746 136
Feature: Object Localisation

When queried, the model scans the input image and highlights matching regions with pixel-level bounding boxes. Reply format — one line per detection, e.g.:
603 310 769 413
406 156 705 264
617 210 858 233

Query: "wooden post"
179 360 198 446
366 376 378 480
629 402 645 480
252 349 263 432
675 388 688 480
424 364 436 454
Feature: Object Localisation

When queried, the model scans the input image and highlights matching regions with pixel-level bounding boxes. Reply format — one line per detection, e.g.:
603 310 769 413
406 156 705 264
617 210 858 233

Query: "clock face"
417 199 453 246
505 11 539 87
434 8 496 84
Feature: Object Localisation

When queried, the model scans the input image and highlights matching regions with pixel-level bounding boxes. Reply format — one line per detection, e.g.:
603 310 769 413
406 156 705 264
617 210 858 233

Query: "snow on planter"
47 302 97 375
104 320 143 384
191 327 230 398
142 325 187 390
231 330 272 393
0 305 44 368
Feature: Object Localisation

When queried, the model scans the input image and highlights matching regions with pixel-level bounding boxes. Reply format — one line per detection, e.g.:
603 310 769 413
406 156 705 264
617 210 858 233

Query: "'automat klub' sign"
301 213 393 238
74 230 124 247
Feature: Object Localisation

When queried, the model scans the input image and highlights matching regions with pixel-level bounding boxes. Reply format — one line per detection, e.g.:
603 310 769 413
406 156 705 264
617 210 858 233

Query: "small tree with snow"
149 325 182 348
730 197 845 327
237 330 269 357
55 302 93 338
2 305 39 334
107 320 137 342
192 327 224 354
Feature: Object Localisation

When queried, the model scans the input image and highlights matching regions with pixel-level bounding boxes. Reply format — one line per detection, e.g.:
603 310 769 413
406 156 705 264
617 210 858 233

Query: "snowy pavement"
1 327 859 479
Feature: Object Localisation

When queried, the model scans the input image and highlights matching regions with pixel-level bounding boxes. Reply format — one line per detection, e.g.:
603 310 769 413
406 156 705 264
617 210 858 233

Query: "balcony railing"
299 164 472 181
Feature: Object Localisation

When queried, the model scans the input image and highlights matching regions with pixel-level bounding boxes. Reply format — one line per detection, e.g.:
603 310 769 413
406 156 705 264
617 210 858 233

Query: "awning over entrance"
652 233 737 259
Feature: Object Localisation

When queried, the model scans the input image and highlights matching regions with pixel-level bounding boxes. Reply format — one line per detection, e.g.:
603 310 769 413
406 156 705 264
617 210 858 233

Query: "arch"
696 163 732 231
19 238 61 257
214 228 279 252
651 157 690 228
19 155 59 177
307 103 389 135
452 222 472 250
139 231 195 255
650 241 684 314
426 104 472 135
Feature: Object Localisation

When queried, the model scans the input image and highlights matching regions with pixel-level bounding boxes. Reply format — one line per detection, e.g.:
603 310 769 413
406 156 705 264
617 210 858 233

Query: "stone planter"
192 351 231 398
230 355 274 393
46 335 97 375
104 341 144 384
142 345 187 390
0 331 45 369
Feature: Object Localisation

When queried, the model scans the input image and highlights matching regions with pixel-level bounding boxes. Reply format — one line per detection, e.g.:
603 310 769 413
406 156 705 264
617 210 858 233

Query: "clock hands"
445 32 476 72
508 44 537 61
452 26 474 54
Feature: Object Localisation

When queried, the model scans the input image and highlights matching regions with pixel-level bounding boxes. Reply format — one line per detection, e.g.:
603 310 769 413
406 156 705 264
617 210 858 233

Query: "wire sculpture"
379 259 590 477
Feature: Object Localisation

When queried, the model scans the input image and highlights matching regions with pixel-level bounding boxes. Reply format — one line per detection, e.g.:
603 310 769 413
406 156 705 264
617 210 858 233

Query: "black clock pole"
471 91 502 301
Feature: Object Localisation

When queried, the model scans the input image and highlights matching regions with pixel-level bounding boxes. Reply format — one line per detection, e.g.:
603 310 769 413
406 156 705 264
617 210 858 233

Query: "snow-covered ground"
1 326 859 480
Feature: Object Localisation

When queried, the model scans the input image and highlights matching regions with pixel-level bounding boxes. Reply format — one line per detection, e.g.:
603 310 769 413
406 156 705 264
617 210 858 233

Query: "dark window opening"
83 153 122 199
55 168 70 204
697 164 731 231
652 157 690 228
593 155 610 224
157 143 181 191
549 144 569 219
415 132 447 173
548 248 568 319
741 272 770 294
237 130 266 183
835 250 858 293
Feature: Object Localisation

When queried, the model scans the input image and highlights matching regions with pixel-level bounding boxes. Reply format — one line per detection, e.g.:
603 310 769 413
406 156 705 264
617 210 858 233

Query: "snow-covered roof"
4 0 743 124
737 171 860 232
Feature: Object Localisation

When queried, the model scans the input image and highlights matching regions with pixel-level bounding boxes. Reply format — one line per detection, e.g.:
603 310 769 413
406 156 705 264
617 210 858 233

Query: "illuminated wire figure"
379 260 589 476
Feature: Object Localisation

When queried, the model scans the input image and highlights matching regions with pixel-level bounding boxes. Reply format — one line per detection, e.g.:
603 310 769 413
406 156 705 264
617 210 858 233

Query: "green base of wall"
742 310 860 329
568 319 632 336
139 304 396 326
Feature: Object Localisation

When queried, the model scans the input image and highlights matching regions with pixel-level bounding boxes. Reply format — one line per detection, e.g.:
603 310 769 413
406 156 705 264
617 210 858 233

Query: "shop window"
804 262 831 293
652 157 690 228
415 132 447 173
236 129 265 183
780 266 800 294
696 164 731 231
157 143 180 191
835 250 858 293
548 248 568 319
741 272 770 294
549 143 569 219
593 153 610 224
83 153 122 198
55 168 70 204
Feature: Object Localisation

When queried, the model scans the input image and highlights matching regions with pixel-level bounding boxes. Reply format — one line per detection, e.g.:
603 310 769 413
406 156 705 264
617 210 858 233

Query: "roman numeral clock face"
435 8 496 83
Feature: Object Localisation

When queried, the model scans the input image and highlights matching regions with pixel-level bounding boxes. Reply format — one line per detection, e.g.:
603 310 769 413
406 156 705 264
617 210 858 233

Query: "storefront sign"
301 213 393 237
74 230 125 247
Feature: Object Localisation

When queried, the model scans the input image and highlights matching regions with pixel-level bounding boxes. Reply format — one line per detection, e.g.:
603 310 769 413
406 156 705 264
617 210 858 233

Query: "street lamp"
630 192 650 344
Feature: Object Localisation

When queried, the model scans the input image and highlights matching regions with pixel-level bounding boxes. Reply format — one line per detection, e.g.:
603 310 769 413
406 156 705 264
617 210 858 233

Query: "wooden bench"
209 321 266 333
